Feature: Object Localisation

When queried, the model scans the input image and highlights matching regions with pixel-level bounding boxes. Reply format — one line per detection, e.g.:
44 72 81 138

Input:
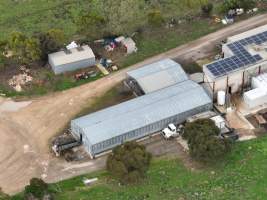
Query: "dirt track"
0 14 267 194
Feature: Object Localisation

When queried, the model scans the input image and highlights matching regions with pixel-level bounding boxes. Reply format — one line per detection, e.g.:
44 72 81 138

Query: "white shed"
121 38 137 54
48 45 96 75
244 72 267 108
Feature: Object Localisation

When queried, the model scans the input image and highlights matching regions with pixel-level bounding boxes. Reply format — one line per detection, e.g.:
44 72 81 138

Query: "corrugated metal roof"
71 80 212 145
48 45 95 66
127 59 188 93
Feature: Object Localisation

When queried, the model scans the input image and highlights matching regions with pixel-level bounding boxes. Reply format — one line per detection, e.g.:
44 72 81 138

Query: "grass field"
12 136 267 200
0 0 211 41
0 0 87 41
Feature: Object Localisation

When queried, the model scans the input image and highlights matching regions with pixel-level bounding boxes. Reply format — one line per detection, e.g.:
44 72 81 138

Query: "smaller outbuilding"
48 45 96 75
244 73 267 108
127 59 188 94
121 38 137 54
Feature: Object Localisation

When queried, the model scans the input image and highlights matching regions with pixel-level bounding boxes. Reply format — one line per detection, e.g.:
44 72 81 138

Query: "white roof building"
203 24 267 98
127 59 188 94
48 45 96 74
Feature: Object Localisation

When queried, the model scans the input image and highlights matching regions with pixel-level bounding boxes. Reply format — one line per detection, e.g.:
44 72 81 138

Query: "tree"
147 9 164 27
8 32 41 65
183 119 232 162
0 40 8 69
76 12 106 40
24 178 49 199
76 0 146 39
201 2 213 17
36 29 65 60
106 141 152 184
221 0 256 12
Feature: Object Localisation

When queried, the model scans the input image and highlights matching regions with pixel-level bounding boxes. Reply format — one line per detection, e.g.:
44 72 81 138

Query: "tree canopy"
183 119 232 162
8 32 41 65
35 29 66 60
222 0 256 11
24 178 50 199
106 141 152 184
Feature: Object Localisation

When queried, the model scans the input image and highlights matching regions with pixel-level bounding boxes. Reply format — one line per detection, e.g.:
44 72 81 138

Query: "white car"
162 123 179 139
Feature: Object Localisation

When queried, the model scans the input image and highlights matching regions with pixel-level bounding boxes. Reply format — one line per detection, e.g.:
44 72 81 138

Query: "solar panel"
207 29 267 77
254 54 262 61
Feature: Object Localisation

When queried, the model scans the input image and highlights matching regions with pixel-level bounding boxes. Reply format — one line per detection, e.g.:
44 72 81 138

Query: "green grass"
0 0 88 41
0 0 206 41
119 20 223 68
75 83 134 118
12 136 267 200
0 70 103 97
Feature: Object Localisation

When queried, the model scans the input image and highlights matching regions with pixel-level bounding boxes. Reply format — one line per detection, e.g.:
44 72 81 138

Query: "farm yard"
1 0 267 199
12 136 267 200
1 0 266 97
0 15 266 195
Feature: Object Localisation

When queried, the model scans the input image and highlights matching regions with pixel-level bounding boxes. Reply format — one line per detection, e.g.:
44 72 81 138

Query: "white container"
251 73 267 90
217 91 226 106
244 88 267 108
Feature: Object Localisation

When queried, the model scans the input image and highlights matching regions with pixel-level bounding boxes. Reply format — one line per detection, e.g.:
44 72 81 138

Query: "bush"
183 119 232 162
106 141 152 184
24 178 49 199
221 0 256 13
201 3 213 17
147 10 164 27
35 29 66 60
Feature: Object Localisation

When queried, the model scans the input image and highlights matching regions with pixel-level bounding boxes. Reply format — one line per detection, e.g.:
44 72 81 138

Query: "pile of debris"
97 36 137 54
8 66 33 92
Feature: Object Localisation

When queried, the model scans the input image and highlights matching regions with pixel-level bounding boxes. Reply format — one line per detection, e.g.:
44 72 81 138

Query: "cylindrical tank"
217 91 226 106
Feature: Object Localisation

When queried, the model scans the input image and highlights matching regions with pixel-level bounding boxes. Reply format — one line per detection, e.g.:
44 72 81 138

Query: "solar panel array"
206 31 267 78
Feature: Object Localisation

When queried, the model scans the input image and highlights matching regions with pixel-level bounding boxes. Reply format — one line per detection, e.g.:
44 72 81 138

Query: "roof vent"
64 49 72 55
77 46 84 52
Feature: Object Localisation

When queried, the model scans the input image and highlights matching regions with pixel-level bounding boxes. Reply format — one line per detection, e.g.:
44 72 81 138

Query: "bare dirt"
0 14 267 194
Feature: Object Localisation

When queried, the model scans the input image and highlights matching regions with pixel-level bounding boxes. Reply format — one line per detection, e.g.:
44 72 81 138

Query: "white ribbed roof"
71 80 212 145
127 59 188 93
48 45 95 66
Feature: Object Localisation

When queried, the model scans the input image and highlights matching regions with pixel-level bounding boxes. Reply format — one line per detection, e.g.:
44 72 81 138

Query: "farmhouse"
203 24 267 99
48 45 96 75
71 60 212 158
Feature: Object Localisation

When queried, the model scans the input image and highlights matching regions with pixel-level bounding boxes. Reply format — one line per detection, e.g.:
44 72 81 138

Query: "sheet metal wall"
83 103 212 157
50 58 96 75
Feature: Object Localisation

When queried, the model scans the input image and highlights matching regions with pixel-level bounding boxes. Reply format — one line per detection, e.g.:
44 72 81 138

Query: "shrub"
24 178 49 199
147 10 164 27
220 0 256 13
201 2 214 17
106 141 152 184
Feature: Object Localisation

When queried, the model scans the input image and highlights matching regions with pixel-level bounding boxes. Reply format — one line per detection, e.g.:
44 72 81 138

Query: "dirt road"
0 14 267 194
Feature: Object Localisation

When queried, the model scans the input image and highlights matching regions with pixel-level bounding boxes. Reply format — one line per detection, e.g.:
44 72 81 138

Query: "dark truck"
52 133 82 156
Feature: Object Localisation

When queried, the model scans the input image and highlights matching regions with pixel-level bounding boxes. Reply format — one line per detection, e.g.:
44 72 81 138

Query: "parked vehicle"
52 133 82 156
161 124 183 139
74 71 98 81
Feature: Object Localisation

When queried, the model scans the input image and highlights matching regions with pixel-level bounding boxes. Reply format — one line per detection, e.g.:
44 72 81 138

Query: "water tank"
217 91 226 106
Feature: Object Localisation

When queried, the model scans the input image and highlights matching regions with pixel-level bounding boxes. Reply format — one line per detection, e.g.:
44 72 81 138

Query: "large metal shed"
71 80 212 158
48 45 96 75
127 59 188 94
